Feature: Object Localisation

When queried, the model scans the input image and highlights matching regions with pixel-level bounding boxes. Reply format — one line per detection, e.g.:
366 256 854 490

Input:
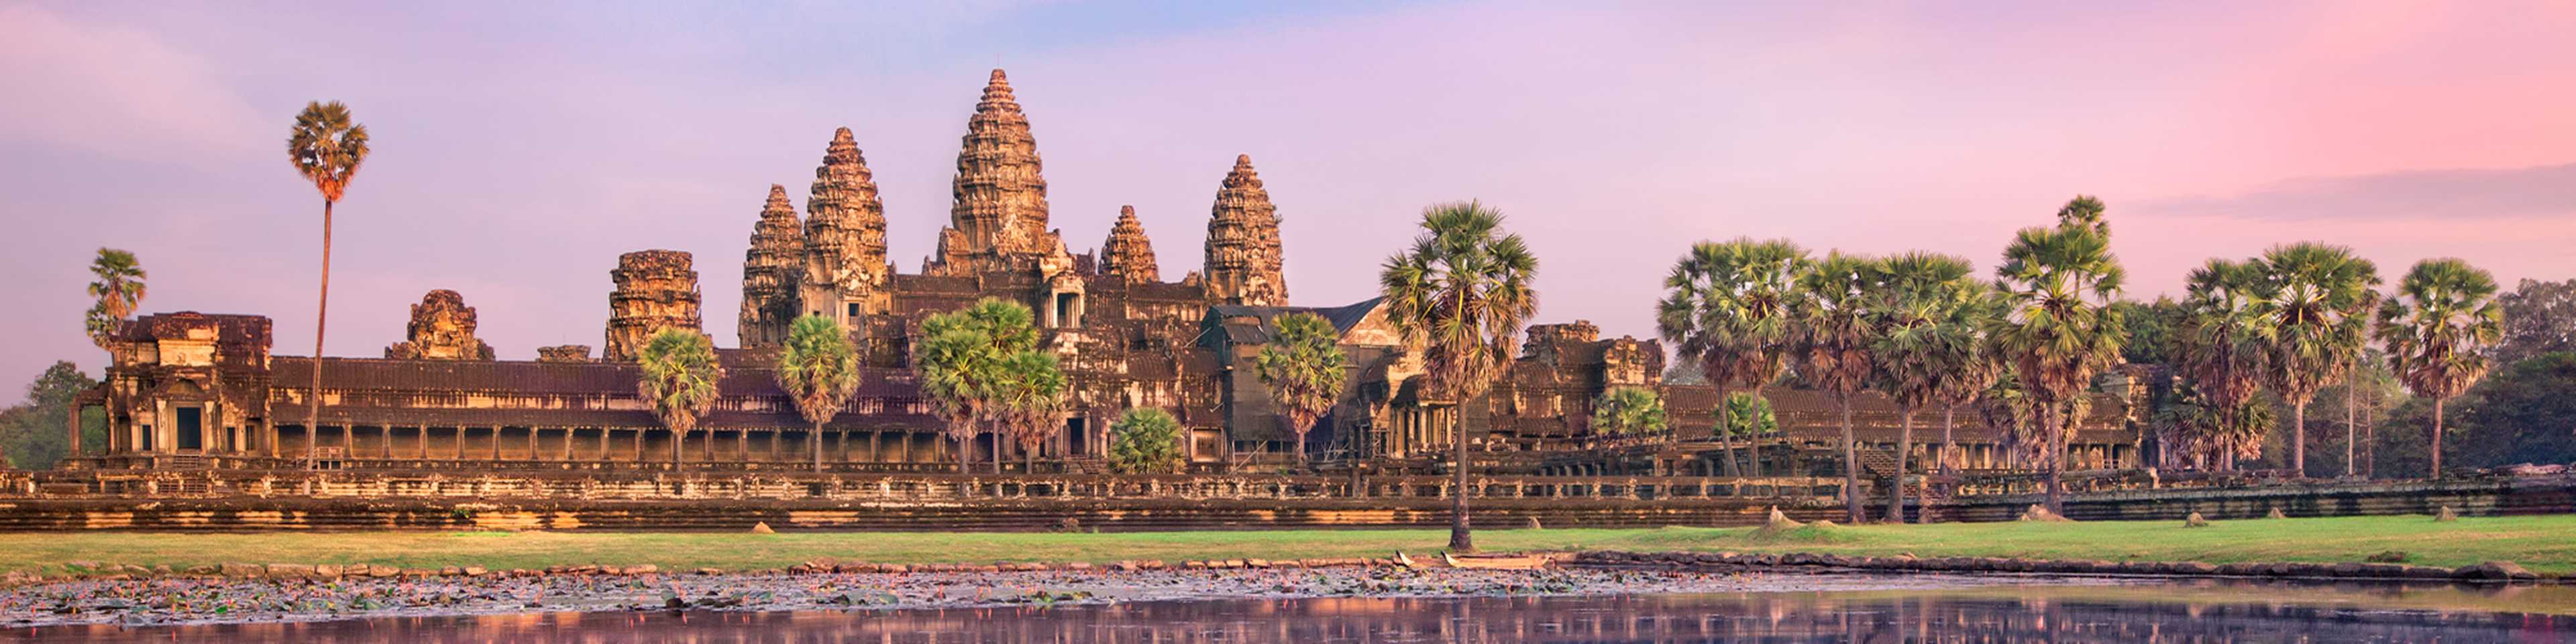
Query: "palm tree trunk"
812 421 824 472
1448 404 1474 553
956 432 971 474
1886 405 1913 523
2291 401 2307 477
2429 397 2445 479
1714 384 1739 478
2344 383 2357 478
1940 406 1957 473
1294 414 1309 468
1839 398 1862 524
673 429 684 468
2045 402 2066 515
308 199 333 470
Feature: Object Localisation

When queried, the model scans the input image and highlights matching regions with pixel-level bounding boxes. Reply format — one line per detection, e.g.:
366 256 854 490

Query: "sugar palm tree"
1869 252 1978 523
2174 258 2269 471
914 325 994 473
1656 238 1807 476
1589 386 1668 439
1254 312 1350 466
636 329 724 467
2253 243 2380 476
990 350 1066 473
1988 203 2126 513
85 248 147 349
915 299 1040 473
2373 258 2502 478
1379 200 1538 553
1929 284 2005 475
777 315 863 471
1792 252 1883 523
285 101 370 457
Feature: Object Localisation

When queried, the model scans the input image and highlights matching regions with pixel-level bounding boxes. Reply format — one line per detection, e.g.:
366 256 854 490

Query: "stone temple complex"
61 69 2137 488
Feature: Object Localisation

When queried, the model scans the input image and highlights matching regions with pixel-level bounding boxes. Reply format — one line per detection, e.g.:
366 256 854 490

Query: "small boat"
1442 551 1551 570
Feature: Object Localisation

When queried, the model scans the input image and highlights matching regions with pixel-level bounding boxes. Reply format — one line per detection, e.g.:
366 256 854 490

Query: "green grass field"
7 513 2569 575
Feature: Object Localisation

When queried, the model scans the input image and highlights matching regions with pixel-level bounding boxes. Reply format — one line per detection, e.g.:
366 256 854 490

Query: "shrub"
1108 408 1186 474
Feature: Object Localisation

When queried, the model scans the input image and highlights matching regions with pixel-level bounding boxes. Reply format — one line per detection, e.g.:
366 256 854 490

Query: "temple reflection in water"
28 586 2571 643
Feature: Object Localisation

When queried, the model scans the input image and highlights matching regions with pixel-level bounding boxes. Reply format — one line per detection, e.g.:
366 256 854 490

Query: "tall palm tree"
85 248 147 349
1254 311 1350 466
1929 285 2005 475
2373 258 2502 478
993 350 1067 474
1589 386 1669 439
2253 243 2380 476
1792 252 1883 523
1869 252 1978 523
915 325 994 473
1379 201 1538 553
1656 238 1807 477
1989 205 2126 513
636 329 724 467
2174 258 2269 471
915 299 1040 473
285 101 370 458
777 315 863 471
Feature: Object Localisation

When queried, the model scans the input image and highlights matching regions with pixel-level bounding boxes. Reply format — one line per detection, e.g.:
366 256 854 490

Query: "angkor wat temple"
63 70 2138 482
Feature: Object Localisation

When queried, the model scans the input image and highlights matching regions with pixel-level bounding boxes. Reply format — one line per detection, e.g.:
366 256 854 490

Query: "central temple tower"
928 68 1065 276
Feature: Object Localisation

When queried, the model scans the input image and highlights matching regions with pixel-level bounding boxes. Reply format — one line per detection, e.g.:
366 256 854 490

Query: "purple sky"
5 1 2574 394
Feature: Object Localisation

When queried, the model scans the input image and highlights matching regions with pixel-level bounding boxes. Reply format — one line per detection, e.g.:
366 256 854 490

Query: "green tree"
2447 352 2576 470
0 362 102 468
1656 238 1809 477
1378 201 1538 553
285 100 370 464
85 248 147 348
1588 386 1668 439
2174 258 2271 471
2496 278 2575 366
1254 312 1350 465
1929 286 2006 476
635 329 724 466
914 299 1040 473
1721 391 1778 446
1988 197 2127 513
1792 252 1884 523
2254 243 2380 476
1106 407 1186 474
2110 297 2181 366
992 349 1067 473
1870 252 1979 522
2374 258 2503 478
775 315 862 471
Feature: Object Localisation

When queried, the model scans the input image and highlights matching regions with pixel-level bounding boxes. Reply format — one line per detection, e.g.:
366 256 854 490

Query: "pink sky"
3 1 2573 393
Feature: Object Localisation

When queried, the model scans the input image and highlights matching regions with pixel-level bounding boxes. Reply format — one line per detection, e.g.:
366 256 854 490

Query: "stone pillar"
64 402 80 458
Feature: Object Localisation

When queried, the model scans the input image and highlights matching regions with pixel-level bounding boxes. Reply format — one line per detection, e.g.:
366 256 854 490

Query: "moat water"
11 582 2571 643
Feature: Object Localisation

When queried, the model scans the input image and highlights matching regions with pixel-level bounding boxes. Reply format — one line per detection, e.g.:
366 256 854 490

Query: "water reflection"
13 585 2571 643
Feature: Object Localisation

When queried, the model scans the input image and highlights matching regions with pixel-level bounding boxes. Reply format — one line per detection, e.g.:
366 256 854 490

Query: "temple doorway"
175 407 203 452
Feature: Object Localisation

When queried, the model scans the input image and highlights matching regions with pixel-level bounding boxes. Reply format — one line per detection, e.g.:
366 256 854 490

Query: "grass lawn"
4 513 2568 575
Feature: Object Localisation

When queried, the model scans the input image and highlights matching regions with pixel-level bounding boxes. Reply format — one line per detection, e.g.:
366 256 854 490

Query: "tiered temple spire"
929 68 1062 276
1203 154 1287 306
738 184 805 347
802 127 891 320
1100 205 1160 284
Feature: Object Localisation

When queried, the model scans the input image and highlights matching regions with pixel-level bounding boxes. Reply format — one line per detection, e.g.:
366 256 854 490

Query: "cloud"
0 5 269 164
2133 163 2576 221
